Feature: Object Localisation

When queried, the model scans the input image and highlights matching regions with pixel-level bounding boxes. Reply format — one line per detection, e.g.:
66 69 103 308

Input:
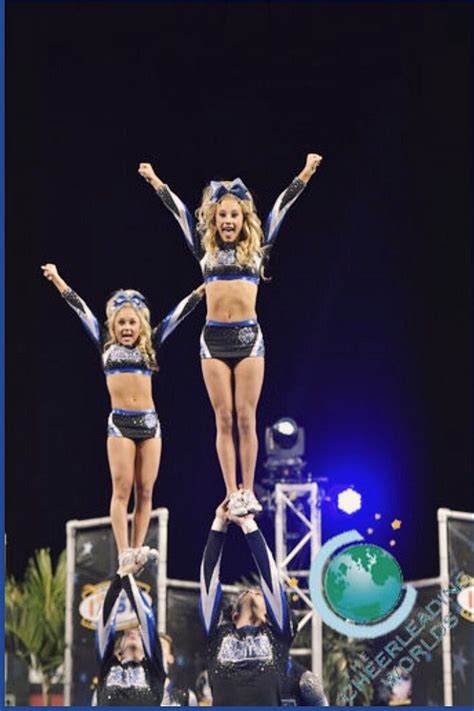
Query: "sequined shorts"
107 409 161 440
200 319 265 360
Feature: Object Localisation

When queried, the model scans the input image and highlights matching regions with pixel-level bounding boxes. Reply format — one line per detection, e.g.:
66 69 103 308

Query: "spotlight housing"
271 418 299 449
263 417 306 485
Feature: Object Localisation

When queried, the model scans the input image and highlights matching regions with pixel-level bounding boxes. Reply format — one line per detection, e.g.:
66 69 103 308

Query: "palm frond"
5 548 66 686
323 626 374 706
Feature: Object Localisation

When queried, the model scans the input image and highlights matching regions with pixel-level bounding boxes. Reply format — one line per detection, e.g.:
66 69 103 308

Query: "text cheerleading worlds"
337 572 470 705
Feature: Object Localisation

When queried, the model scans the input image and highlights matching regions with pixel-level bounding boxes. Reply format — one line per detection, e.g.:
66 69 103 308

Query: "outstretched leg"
107 437 136 554
132 437 162 548
201 358 237 495
234 356 265 492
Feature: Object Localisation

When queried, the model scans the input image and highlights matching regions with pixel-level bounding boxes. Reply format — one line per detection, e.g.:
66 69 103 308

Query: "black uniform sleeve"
155 184 203 259
264 177 307 247
95 574 165 683
96 574 123 665
152 289 203 348
120 574 165 680
244 525 295 642
61 287 102 350
199 521 228 635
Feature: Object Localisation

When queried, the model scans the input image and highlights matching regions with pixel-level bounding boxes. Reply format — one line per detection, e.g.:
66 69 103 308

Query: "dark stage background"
6 2 472 586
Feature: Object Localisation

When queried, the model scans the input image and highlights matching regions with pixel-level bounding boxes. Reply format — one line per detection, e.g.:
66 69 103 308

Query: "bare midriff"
205 280 258 322
106 372 155 411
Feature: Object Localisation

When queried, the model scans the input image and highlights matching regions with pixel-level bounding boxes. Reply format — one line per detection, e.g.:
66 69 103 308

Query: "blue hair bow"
209 178 251 203
112 290 147 311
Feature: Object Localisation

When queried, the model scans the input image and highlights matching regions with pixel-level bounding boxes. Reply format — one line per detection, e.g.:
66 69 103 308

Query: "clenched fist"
305 153 323 174
41 263 59 281
138 162 160 187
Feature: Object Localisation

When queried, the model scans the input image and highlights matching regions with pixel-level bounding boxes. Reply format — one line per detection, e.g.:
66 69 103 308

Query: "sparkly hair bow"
209 178 251 203
111 290 147 311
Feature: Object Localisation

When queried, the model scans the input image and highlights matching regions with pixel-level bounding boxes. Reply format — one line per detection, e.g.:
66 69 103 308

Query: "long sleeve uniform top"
155 178 307 285
61 287 202 375
95 573 166 706
199 520 296 706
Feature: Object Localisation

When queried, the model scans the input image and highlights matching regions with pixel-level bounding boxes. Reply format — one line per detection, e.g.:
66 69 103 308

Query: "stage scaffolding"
274 482 323 680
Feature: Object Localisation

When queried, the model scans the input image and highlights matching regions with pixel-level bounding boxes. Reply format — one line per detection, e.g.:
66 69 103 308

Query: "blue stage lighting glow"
337 488 362 514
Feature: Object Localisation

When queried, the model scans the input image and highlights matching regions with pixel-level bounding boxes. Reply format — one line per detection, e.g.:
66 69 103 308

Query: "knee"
112 476 132 502
135 483 154 507
236 407 255 436
215 407 233 435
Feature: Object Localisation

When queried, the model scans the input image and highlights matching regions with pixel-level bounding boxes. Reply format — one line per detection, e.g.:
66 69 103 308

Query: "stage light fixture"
265 417 305 462
263 417 306 483
337 487 362 514
272 418 298 449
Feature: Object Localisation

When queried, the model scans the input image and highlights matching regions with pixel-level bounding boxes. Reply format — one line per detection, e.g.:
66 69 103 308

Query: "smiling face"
113 305 141 346
215 197 244 243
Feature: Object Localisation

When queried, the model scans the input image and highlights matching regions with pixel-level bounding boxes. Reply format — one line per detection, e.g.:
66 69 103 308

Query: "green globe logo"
323 543 403 623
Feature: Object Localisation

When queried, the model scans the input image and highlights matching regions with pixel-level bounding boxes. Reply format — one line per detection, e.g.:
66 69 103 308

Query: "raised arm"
120 573 164 675
138 162 201 258
264 153 323 247
153 284 205 348
199 501 228 636
234 515 294 640
96 574 123 662
96 561 164 678
41 263 101 347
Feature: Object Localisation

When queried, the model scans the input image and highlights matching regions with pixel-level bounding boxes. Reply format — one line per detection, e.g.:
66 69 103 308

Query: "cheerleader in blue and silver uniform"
42 263 204 566
199 501 297 707
95 554 165 706
139 155 322 517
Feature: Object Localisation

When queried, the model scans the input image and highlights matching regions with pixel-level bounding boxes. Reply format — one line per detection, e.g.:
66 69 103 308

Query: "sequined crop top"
202 243 261 284
155 177 307 284
61 287 202 376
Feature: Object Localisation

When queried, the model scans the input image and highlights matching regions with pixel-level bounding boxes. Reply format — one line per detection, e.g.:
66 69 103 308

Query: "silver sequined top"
61 287 202 375
156 177 307 284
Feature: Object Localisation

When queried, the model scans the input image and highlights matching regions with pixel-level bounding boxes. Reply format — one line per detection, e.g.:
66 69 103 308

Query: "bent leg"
201 359 237 495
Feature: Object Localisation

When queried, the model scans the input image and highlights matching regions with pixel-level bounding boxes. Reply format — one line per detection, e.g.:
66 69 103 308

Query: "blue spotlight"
337 487 362 514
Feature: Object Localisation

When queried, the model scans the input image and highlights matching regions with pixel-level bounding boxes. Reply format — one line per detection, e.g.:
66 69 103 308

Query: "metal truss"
274 482 322 680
